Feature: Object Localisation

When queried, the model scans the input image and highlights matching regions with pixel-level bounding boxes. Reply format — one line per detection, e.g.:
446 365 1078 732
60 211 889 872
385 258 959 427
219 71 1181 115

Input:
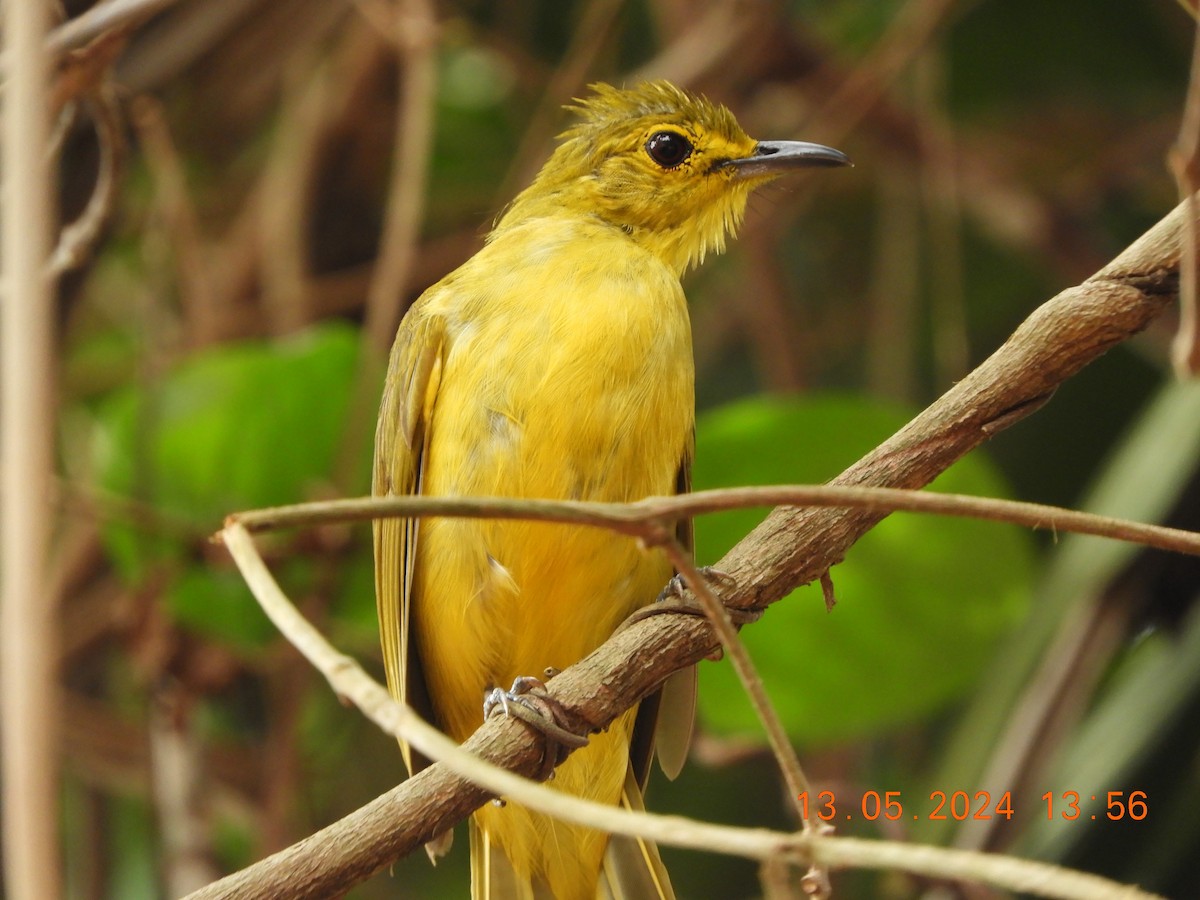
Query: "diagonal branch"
195 194 1189 898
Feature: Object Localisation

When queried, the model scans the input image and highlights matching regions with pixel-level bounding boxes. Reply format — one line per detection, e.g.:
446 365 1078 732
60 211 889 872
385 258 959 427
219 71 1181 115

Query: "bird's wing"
605 447 694 900
628 440 697 788
654 448 698 782
372 304 446 777
600 766 678 900
673 440 695 562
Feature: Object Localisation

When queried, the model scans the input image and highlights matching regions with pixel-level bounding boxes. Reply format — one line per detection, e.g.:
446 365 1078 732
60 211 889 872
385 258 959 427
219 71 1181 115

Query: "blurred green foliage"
90 324 375 652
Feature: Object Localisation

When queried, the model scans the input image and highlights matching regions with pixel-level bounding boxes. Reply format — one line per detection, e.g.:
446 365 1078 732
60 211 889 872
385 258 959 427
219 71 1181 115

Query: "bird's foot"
657 566 741 604
620 567 759 660
483 674 589 780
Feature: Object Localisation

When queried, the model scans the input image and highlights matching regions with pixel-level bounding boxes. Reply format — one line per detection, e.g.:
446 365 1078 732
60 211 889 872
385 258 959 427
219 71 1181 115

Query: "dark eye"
645 131 692 169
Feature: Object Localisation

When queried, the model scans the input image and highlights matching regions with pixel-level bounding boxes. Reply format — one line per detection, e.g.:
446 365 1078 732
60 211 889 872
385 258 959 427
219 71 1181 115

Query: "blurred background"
36 0 1200 896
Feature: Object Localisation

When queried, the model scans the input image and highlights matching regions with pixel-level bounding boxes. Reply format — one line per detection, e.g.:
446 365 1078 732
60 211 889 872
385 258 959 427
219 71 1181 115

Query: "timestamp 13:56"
1042 791 1148 821
796 790 1149 823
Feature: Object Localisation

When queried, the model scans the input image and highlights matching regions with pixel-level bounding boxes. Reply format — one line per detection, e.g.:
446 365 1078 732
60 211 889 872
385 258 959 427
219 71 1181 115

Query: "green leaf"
92 323 365 579
693 394 1034 745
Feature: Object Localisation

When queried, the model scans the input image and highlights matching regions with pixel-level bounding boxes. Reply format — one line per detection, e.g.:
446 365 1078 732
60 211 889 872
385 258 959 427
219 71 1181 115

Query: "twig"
810 837 1162 900
222 485 1200 560
49 24 130 113
46 0 181 58
48 86 126 278
218 522 777 860
1 0 62 896
715 190 1183 613
661 542 827 882
759 856 799 900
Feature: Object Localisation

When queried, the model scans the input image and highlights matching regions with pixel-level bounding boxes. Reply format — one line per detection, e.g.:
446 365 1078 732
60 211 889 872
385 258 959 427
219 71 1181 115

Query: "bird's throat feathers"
493 81 762 275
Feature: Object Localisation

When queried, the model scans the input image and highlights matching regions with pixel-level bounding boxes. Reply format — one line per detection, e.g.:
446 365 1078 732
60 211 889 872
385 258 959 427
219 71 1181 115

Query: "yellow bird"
373 81 848 899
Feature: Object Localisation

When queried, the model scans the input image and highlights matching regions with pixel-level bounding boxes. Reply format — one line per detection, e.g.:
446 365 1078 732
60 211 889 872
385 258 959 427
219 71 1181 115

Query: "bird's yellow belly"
413 329 691 741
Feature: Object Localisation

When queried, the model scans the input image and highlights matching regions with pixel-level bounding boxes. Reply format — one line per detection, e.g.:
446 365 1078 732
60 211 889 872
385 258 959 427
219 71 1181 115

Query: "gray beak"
725 140 851 179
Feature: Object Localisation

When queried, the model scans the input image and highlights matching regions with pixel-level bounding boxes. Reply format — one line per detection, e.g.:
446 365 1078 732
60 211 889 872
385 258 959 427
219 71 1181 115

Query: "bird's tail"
599 767 677 900
468 765 676 900
469 820 542 900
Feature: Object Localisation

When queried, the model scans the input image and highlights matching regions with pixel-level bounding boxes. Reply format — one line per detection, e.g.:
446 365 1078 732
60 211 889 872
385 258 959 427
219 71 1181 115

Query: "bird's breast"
431 224 694 503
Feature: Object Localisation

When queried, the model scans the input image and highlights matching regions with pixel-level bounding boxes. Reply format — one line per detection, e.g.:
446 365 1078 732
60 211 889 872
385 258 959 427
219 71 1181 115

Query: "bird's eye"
645 131 692 169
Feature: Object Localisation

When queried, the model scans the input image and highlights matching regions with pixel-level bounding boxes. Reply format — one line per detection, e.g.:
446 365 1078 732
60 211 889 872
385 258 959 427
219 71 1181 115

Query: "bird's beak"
725 141 851 179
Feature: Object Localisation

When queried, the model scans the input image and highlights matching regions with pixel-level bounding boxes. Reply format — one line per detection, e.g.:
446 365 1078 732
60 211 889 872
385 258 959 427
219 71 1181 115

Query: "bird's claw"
627 566 758 625
617 567 758 660
484 676 588 780
656 566 739 604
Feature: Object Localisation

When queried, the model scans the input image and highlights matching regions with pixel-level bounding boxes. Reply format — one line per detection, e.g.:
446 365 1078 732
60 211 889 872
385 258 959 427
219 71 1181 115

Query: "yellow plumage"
373 80 848 899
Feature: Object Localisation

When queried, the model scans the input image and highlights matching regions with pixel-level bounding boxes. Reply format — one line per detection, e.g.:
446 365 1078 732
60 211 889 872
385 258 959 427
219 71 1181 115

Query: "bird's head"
495 81 849 274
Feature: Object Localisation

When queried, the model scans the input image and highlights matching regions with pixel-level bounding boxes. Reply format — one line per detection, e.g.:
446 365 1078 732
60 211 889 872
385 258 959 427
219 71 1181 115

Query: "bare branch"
216 523 787 862
46 0 181 58
48 87 126 278
223 485 1200 560
49 25 130 112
